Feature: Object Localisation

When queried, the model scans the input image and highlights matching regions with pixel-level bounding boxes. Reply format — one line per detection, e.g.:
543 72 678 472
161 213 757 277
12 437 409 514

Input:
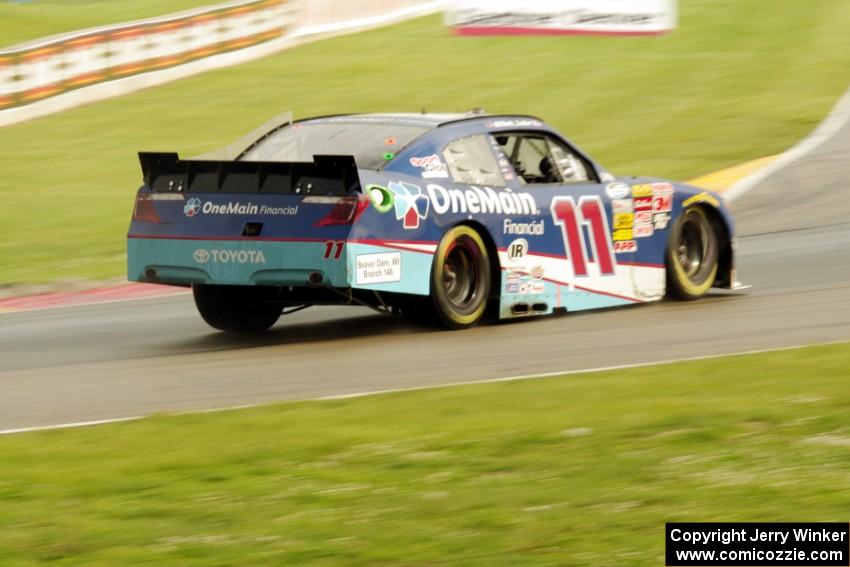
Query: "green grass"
2 1 850 283
0 0 221 48
0 343 849 565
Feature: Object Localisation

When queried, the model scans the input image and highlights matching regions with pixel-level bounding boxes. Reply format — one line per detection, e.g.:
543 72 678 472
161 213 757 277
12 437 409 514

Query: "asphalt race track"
1 121 849 431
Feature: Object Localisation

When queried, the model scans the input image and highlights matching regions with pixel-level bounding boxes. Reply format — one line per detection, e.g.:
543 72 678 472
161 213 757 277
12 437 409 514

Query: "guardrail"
0 0 444 126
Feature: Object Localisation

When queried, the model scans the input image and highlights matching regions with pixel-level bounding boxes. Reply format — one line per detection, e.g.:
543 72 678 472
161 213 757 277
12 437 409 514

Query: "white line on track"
725 85 850 201
1 340 845 437
0 416 143 436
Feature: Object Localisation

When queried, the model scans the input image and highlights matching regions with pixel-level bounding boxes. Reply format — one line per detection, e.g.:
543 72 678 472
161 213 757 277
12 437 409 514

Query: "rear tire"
666 206 719 300
193 284 282 332
429 226 491 329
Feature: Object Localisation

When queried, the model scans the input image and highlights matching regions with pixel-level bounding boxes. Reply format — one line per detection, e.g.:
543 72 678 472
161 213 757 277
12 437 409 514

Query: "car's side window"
441 134 506 187
492 132 596 185
547 137 594 184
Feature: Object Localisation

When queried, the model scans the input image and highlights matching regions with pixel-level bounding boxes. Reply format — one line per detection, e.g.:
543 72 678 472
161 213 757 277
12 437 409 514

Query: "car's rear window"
239 121 429 169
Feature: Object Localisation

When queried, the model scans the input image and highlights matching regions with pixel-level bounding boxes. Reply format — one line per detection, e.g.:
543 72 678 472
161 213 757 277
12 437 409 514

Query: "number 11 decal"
551 195 616 276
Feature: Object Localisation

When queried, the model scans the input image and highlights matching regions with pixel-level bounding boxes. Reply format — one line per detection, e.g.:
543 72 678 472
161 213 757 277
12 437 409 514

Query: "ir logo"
507 238 528 262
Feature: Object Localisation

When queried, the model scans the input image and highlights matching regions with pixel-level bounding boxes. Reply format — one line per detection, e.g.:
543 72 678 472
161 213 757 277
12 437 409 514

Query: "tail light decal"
314 195 369 227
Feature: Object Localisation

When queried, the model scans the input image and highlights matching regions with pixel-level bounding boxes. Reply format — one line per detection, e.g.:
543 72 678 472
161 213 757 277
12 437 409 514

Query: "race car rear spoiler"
138 152 361 195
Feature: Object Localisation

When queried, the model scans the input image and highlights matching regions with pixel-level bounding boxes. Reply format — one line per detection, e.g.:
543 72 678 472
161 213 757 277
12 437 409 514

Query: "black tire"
428 226 491 329
666 206 719 300
193 284 282 332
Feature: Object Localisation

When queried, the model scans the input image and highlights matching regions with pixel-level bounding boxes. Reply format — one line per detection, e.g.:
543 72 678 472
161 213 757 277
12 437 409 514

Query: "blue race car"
128 111 744 331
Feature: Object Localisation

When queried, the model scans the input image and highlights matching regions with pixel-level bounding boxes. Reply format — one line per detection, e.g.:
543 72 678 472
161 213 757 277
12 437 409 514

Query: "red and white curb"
0 283 187 313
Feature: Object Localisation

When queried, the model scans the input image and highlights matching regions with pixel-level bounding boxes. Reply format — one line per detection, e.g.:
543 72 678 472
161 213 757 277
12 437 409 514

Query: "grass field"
0 0 220 48
2 0 850 283
0 342 848 565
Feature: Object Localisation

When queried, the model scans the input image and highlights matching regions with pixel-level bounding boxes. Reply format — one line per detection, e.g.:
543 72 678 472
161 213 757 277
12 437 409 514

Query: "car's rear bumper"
128 237 349 288
127 236 436 295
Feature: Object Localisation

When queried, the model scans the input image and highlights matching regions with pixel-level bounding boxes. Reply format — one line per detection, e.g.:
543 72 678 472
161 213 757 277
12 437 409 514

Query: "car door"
490 130 639 310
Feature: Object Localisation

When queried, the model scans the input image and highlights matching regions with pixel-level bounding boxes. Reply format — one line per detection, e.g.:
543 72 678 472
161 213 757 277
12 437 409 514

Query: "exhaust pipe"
511 303 529 315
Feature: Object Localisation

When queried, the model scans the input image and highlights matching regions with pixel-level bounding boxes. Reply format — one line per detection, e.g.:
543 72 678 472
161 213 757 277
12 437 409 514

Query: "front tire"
193 284 282 332
666 206 719 300
429 226 491 329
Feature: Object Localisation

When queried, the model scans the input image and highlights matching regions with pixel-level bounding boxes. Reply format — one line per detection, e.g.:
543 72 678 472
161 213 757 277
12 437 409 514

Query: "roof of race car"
302 112 544 129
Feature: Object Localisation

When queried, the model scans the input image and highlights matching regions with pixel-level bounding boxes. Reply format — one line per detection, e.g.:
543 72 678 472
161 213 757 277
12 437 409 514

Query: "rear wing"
138 152 361 196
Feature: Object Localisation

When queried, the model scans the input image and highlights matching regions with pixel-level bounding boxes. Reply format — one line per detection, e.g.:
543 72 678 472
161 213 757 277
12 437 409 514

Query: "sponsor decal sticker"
409 153 449 179
653 212 671 229
613 240 637 253
385 181 541 229
427 183 540 216
612 228 633 241
635 210 653 224
519 282 546 295
605 182 630 200
302 196 345 204
506 238 529 262
184 197 202 217
613 212 634 230
652 182 675 196
530 265 545 279
257 204 299 215
503 218 545 235
634 224 654 238
506 271 522 283
653 194 673 213
682 191 720 208
185 199 298 217
529 282 545 294
505 282 520 294
387 181 430 229
193 248 267 264
487 118 542 128
631 184 653 198
634 196 653 211
612 198 633 213
355 252 401 285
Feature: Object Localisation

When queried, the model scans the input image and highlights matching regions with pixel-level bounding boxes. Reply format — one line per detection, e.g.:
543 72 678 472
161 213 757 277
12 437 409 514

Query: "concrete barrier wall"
297 0 425 28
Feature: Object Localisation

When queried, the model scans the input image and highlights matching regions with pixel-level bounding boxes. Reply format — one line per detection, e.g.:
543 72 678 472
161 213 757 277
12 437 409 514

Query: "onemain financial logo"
381 181 539 230
184 199 298 217
426 184 540 216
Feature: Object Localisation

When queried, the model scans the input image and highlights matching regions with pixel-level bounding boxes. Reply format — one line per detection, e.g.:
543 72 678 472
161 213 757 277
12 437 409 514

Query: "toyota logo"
193 248 210 263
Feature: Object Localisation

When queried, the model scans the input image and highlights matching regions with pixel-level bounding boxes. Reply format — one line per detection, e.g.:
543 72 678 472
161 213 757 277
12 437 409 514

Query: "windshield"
239 121 429 169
